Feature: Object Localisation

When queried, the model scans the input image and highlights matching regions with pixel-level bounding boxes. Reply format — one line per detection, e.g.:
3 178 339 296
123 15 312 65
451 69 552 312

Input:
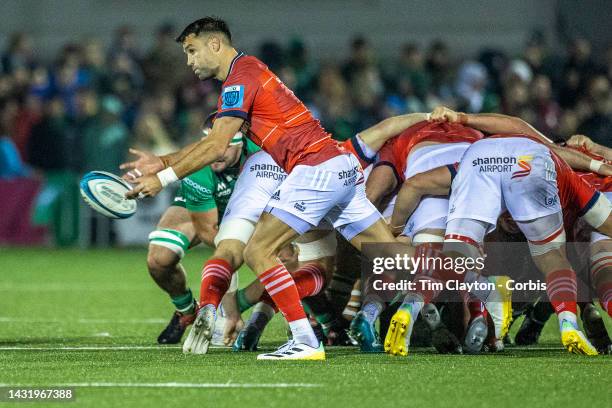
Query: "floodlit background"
1 3 611 407
0 0 611 246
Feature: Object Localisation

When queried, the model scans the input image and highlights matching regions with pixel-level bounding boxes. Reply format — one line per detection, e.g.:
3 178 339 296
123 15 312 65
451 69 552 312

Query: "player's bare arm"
190 208 220 247
431 106 612 176
359 112 431 151
390 165 452 235
365 165 398 208
126 116 243 198
169 116 244 179
567 134 612 161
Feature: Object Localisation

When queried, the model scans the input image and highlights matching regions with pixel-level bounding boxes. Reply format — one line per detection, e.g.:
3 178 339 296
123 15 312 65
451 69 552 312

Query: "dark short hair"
176 17 232 44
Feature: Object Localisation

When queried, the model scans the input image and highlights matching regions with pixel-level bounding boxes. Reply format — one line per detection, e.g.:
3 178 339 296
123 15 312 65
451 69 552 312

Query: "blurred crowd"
1 25 611 179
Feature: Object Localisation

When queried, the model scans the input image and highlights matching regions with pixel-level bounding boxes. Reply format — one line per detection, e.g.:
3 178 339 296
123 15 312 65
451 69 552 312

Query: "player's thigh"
222 151 284 224
591 239 612 287
448 161 502 226
267 154 365 233
156 205 198 244
503 150 560 222
244 212 300 266
515 212 567 271
403 196 448 241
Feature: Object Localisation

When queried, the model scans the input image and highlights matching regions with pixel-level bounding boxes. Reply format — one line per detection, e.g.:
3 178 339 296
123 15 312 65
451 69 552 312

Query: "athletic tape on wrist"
157 167 179 187
589 159 603 173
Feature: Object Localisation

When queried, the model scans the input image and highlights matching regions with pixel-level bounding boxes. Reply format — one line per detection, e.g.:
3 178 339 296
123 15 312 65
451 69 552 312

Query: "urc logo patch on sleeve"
222 85 244 109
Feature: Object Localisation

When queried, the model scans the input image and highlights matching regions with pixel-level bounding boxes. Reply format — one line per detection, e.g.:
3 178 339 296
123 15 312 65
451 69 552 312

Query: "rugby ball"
79 171 137 219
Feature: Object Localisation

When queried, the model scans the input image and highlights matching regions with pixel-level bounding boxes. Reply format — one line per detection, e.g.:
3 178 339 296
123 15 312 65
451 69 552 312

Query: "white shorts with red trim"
265 153 381 240
447 137 561 233
401 143 470 238
222 151 286 224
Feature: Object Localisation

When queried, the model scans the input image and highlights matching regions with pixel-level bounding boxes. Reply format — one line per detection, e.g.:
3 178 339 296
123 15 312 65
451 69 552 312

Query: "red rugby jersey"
376 121 484 183
566 145 612 193
216 53 343 173
339 136 374 169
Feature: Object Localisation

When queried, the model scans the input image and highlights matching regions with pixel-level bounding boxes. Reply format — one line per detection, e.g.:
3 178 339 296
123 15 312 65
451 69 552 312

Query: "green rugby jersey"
172 138 260 218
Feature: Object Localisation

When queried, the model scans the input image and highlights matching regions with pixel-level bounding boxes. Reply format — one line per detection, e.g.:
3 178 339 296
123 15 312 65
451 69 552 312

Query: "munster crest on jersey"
222 85 244 109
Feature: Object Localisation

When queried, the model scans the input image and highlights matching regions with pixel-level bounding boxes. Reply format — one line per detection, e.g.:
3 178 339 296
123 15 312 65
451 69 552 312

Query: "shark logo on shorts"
511 155 533 179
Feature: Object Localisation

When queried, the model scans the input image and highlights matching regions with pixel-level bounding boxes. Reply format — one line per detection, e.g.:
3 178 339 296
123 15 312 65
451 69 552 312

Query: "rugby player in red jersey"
385 109 612 356
121 17 421 360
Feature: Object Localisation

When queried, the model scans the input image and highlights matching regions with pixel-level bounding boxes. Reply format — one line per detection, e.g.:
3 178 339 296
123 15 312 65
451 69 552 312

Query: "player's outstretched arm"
567 134 612 161
358 113 431 152
390 166 452 236
125 117 245 198
431 106 612 176
166 116 244 179
463 113 612 175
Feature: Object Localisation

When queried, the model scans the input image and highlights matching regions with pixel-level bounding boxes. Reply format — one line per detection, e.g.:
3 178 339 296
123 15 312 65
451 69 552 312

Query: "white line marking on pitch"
0 382 321 388
0 345 232 351
0 317 167 324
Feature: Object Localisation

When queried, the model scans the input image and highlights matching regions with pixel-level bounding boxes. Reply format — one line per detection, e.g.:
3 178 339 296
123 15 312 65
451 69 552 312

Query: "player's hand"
597 163 612 177
223 316 244 346
430 106 460 123
120 148 165 180
566 134 594 151
125 174 162 199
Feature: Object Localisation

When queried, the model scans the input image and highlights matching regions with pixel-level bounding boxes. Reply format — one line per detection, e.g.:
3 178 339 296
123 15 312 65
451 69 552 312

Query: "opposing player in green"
133 115 256 344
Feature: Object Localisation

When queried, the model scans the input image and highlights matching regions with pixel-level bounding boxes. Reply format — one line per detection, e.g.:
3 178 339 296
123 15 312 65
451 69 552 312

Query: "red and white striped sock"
590 252 612 283
466 294 486 320
292 263 326 298
259 264 318 347
546 269 578 328
597 282 612 318
259 264 307 322
259 263 326 305
200 259 233 309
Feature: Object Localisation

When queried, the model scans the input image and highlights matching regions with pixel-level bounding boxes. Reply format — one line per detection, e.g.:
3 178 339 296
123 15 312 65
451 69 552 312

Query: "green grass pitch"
1 248 610 407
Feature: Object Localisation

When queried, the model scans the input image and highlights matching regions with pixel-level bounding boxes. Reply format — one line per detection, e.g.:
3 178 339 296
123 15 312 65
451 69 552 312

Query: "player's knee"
243 240 274 270
147 246 179 277
213 242 244 270
147 229 189 274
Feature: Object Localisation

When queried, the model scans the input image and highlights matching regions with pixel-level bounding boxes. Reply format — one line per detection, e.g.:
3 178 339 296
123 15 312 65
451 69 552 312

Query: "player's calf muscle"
531 247 572 275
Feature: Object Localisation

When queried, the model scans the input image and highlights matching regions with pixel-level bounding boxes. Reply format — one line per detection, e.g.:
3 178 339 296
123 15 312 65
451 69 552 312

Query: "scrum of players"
121 17 612 360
